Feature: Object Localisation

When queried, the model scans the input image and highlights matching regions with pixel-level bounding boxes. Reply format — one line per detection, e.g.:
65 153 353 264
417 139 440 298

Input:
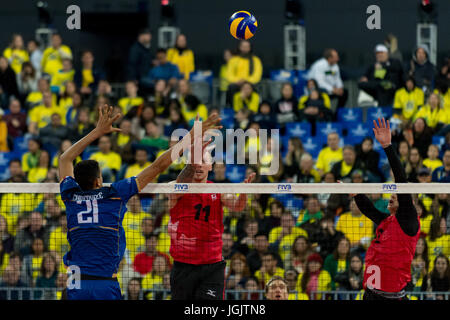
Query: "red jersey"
169 181 224 265
363 215 420 293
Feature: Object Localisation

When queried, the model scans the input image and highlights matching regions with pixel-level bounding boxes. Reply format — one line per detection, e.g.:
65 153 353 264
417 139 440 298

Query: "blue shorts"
67 280 122 300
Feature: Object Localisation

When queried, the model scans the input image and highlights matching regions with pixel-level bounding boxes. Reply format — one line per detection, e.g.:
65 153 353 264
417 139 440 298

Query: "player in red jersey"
168 148 255 300
350 118 420 300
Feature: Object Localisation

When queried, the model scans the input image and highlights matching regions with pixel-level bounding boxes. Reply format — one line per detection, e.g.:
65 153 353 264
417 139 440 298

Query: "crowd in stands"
0 28 449 300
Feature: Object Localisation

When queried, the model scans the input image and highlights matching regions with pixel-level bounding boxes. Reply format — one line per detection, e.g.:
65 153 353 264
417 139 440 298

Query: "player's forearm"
60 128 101 162
228 194 247 212
176 164 195 183
383 144 407 183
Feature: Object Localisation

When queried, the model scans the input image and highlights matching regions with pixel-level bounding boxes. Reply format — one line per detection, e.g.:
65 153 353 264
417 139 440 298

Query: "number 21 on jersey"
77 199 99 224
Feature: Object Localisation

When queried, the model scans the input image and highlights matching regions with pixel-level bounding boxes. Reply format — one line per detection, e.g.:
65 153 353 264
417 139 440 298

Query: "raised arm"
221 173 256 212
59 105 121 181
353 194 389 225
137 113 222 190
373 118 418 235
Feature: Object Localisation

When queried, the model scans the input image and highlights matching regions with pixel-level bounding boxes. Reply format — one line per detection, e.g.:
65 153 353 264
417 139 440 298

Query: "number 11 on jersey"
77 199 99 224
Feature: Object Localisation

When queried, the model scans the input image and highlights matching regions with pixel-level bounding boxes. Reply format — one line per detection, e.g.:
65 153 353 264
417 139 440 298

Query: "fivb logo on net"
170 121 280 175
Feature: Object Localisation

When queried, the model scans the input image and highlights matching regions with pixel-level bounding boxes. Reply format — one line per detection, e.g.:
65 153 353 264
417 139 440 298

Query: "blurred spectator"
21 138 42 174
252 101 277 130
126 216 156 262
299 79 331 108
3 34 29 75
405 147 423 182
167 34 195 80
264 276 289 300
285 269 308 300
0 265 29 300
310 215 344 259
142 48 182 90
0 56 19 108
296 253 331 300
405 118 434 159
14 212 47 257
284 235 312 274
234 108 251 130
140 120 169 151
226 40 263 101
127 28 152 83
330 145 362 183
342 253 364 292
4 99 26 138
283 137 304 179
35 252 58 297
246 233 282 276
118 81 144 117
234 219 259 256
125 277 142 300
296 196 324 237
0 109 7 152
131 104 156 140
241 277 260 300
59 81 78 121
438 56 450 86
432 149 450 183
28 91 65 129
142 255 170 300
25 77 51 110
134 234 171 276
27 150 50 183
41 33 73 78
233 81 260 114
68 108 95 143
423 144 443 172
421 254 450 300
89 135 122 182
393 77 424 123
163 102 187 138
27 40 42 74
21 237 45 286
225 252 251 299
219 49 233 104
223 231 237 264
254 252 285 289
93 79 115 104
39 113 70 150
315 132 343 176
414 93 449 132
111 119 138 165
409 236 429 291
124 149 151 179
48 212 68 257
0 215 14 254
275 82 299 125
426 216 450 269
50 58 75 95
290 153 321 183
336 199 374 249
299 88 333 124
308 48 347 108
74 50 104 98
180 94 208 125
323 237 351 290
384 33 403 62
397 140 410 166
358 44 404 106
355 137 384 182
4 159 24 182
406 45 436 94
16 62 40 100
269 212 308 263
148 79 170 117
0 241 9 276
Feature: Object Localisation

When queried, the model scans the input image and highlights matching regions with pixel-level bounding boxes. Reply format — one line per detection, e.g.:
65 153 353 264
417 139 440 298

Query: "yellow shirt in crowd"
167 48 195 80
41 45 73 76
393 87 424 120
0 194 38 236
414 105 450 129
118 97 144 115
28 104 66 129
3 48 29 74
233 92 260 113
89 151 122 172
316 147 343 174
422 158 443 172
49 226 70 257
426 234 450 271
226 55 263 85
50 69 75 94
298 93 331 110
125 162 151 179
336 212 374 245
269 227 308 262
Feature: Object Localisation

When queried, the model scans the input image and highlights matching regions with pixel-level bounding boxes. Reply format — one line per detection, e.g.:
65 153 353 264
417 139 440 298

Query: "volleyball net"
0 182 449 300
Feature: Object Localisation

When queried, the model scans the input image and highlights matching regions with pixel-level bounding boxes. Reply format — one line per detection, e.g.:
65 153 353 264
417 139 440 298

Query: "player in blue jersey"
59 104 221 300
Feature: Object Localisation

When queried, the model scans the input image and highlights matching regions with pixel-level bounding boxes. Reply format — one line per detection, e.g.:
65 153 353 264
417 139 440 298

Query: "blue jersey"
60 176 140 278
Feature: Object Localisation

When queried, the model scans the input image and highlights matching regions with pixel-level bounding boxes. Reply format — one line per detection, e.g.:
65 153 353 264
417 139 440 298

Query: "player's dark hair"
156 48 167 55
74 160 101 191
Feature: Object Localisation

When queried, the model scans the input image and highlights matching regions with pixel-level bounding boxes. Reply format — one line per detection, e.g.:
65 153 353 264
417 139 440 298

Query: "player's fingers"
377 118 382 128
382 117 387 128
387 119 390 130
373 119 378 130
112 128 122 132
195 113 199 122
99 105 103 118
111 113 122 123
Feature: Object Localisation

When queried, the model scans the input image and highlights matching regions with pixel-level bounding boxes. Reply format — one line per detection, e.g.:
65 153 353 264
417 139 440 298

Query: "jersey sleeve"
111 176 140 202
60 176 81 201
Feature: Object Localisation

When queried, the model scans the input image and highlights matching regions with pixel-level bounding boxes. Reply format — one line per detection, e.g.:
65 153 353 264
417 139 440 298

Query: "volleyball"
229 11 258 40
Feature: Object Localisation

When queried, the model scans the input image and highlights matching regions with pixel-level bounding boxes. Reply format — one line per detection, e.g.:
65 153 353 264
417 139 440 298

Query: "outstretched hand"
96 104 122 135
200 113 222 134
373 117 391 148
243 172 256 184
